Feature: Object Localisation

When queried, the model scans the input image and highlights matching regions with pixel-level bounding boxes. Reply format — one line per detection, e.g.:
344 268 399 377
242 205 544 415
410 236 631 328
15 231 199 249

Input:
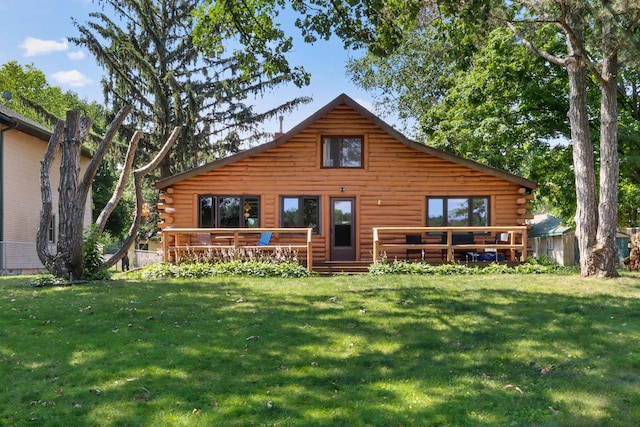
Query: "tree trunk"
565 17 598 277
37 106 177 280
36 122 65 272
38 113 92 280
55 111 93 280
594 15 620 278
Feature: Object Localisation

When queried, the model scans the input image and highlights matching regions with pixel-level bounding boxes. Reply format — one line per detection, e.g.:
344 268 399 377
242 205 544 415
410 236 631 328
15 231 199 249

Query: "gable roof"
528 214 573 237
0 104 53 141
155 93 539 190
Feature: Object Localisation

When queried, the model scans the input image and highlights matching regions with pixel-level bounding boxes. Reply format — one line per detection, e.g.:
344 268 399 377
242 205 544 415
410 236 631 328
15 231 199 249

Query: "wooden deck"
373 226 529 263
160 226 530 274
161 227 314 271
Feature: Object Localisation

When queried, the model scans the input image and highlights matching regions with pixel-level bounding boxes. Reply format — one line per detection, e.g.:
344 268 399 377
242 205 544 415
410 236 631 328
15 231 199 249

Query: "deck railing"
161 227 314 271
372 226 529 263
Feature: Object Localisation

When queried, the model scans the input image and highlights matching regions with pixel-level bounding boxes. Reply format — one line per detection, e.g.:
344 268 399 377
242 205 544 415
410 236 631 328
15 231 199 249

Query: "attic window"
322 136 363 168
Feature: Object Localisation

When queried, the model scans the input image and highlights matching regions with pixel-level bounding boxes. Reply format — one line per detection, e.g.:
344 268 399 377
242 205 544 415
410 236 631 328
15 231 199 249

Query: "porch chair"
496 233 510 244
257 232 273 246
405 234 423 260
483 233 509 261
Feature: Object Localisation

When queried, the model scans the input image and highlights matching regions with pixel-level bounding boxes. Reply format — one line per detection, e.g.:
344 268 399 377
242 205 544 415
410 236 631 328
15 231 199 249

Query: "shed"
528 214 575 265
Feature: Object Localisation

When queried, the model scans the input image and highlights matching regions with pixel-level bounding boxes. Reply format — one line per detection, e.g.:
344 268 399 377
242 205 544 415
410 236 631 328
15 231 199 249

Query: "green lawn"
1 272 639 426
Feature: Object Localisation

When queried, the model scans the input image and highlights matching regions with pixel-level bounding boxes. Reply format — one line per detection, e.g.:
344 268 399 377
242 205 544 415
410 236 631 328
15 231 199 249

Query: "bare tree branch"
503 20 567 67
103 126 181 268
79 105 134 194
95 130 143 234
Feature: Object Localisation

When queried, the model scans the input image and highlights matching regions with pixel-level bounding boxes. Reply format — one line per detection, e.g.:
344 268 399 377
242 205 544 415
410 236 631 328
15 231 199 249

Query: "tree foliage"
71 0 311 178
346 24 576 219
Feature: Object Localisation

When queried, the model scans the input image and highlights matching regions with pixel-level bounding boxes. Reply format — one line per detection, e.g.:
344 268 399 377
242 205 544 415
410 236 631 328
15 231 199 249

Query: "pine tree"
71 0 310 178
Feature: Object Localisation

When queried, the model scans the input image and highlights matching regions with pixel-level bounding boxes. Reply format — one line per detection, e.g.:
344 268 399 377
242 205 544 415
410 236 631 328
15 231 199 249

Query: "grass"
1 272 639 426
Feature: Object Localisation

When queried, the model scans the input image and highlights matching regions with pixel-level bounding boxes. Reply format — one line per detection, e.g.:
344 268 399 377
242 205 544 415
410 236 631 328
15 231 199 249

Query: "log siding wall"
159 105 532 263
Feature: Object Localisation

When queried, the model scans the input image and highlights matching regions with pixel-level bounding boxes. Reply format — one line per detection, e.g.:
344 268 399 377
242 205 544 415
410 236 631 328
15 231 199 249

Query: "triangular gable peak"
155 93 538 190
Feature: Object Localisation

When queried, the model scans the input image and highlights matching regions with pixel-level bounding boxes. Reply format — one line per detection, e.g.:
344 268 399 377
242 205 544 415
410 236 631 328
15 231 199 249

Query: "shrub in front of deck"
82 225 111 281
137 260 310 279
174 246 300 264
369 261 479 275
368 259 573 275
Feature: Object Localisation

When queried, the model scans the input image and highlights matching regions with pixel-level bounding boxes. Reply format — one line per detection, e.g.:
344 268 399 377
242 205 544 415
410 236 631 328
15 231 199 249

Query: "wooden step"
313 261 371 275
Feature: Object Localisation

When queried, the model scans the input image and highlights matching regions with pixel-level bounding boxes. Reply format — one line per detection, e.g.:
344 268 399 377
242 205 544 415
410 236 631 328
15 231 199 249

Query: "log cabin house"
155 94 538 270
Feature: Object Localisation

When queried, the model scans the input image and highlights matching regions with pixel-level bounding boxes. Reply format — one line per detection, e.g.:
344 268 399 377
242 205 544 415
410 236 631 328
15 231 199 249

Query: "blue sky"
0 0 397 134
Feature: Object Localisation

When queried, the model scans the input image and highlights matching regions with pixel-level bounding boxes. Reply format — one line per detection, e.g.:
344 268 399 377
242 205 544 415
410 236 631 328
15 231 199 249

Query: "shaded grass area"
1 273 639 426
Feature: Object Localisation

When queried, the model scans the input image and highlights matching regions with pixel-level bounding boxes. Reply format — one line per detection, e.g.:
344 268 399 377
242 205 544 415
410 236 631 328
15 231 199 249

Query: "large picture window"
199 195 260 228
322 136 363 168
280 196 320 233
427 197 489 227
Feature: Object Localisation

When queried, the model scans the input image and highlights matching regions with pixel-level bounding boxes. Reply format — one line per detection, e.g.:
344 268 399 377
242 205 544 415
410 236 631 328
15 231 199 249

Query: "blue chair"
257 232 272 246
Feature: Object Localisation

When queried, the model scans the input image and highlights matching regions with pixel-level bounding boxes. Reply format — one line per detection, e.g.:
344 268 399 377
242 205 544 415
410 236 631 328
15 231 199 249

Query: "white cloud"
52 70 92 88
67 50 85 60
20 37 68 57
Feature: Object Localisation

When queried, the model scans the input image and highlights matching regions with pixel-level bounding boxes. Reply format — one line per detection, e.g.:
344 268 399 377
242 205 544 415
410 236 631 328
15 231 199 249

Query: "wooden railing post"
162 230 169 262
373 228 379 263
307 228 313 272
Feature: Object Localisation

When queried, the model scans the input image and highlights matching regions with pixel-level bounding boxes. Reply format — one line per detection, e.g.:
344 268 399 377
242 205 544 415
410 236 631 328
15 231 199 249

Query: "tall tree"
37 106 178 280
348 12 640 230
498 2 640 277
193 0 640 277
71 0 310 179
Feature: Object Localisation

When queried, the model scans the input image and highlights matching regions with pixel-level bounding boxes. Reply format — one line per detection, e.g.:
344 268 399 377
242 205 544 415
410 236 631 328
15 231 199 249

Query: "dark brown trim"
320 135 364 169
427 196 491 227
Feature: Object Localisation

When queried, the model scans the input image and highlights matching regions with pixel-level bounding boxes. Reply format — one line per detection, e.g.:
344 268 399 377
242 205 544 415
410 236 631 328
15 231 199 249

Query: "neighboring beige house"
0 105 92 274
528 213 576 266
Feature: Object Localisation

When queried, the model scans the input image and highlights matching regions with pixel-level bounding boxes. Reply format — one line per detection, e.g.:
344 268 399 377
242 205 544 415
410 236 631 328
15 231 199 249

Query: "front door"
330 198 355 261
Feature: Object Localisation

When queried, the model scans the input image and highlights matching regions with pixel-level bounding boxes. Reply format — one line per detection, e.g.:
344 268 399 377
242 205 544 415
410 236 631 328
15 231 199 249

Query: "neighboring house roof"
0 104 54 141
528 213 573 237
0 104 92 158
155 93 540 190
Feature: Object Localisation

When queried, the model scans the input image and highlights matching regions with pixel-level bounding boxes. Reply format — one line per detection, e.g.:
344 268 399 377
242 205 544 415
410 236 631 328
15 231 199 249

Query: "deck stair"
313 261 371 275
